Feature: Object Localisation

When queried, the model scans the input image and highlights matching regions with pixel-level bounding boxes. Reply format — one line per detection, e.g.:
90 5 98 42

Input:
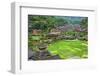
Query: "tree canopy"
28 15 68 32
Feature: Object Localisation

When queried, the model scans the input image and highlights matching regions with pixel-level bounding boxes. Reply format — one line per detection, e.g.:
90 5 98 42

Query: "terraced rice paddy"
48 40 88 59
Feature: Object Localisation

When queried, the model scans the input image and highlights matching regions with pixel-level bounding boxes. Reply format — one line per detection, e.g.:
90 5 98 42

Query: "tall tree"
80 17 88 30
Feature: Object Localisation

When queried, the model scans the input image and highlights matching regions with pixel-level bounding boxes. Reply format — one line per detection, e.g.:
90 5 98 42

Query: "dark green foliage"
80 17 88 29
28 15 68 33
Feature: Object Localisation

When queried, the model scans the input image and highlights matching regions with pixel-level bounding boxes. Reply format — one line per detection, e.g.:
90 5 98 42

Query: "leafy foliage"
28 15 68 33
80 17 88 29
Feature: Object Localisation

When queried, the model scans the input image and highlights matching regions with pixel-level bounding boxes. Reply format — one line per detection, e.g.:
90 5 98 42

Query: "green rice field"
48 40 88 59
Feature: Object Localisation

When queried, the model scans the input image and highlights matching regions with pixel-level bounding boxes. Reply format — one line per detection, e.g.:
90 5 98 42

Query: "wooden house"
32 29 42 35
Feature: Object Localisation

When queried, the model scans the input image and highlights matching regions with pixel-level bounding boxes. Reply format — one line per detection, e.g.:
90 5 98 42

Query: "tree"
79 17 88 40
80 18 88 30
28 15 68 33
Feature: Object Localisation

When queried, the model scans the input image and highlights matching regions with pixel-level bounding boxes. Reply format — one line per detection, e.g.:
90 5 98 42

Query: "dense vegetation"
28 15 88 60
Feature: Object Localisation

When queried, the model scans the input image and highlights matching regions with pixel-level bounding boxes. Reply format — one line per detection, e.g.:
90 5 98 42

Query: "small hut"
48 28 61 38
32 29 42 35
